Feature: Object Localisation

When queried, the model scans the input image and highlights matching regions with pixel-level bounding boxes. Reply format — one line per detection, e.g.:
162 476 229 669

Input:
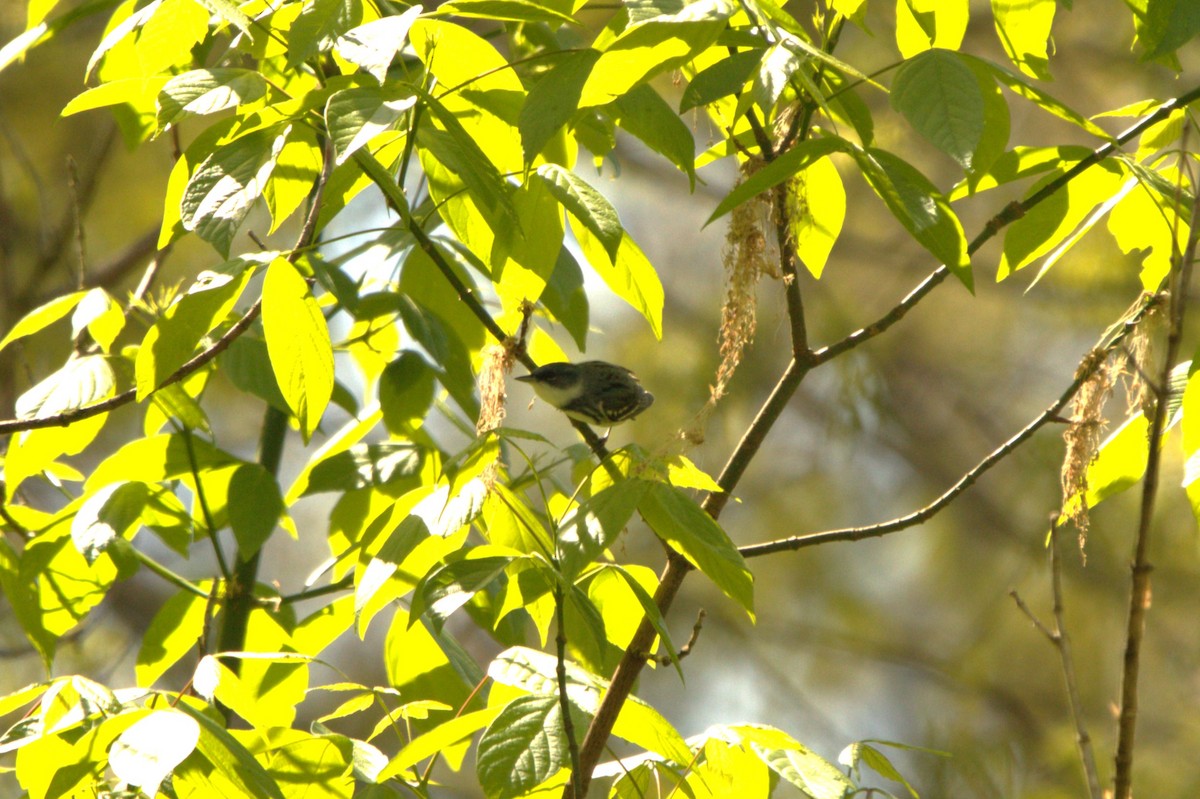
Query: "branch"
740 292 1158 558
0 298 263 437
352 149 614 460
813 84 1200 366
1112 152 1200 799
1048 525 1104 799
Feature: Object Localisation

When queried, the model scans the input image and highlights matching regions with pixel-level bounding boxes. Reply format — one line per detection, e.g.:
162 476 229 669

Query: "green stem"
216 406 287 665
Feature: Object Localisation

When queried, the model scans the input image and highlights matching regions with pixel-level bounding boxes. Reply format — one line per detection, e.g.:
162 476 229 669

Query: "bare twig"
1009 590 1056 640
1048 524 1104 799
814 84 1200 367
644 609 706 665
1112 147 1200 799
740 293 1157 557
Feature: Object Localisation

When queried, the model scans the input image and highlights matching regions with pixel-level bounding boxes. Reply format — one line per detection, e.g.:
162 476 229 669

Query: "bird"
515 361 654 430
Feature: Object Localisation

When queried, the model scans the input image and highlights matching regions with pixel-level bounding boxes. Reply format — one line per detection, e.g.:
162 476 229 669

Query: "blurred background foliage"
2 0 1199 796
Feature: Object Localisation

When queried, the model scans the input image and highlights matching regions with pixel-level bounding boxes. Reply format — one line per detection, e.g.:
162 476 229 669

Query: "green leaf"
226 464 284 556
476 694 569 799
950 145 1090 199
335 7 423 83
326 84 417 165
71 288 124 353
156 68 269 130
15 353 114 421
603 564 682 678
191 0 254 38
789 154 846 278
1128 0 1200 60
752 40 804 114
416 85 520 230
137 589 210 686
264 125 324 234
890 49 984 170
851 147 971 289
262 256 335 441
608 83 696 186
991 0 1055 79
174 701 287 799
304 442 424 495
356 510 433 623
739 726 854 799
381 707 500 780
379 351 436 435
997 160 1125 279
0 291 88 353
571 224 663 339
489 646 692 764
706 137 846 226
518 49 600 164
439 0 578 24
639 483 753 615
220 335 290 412
1069 414 1150 517
135 265 256 400
680 48 762 111
840 740 927 799
0 540 56 667
536 163 623 262
70 481 148 565
961 54 1111 139
62 76 172 117
181 126 290 256
4 356 114 491
410 554 518 631
108 710 200 797
557 479 649 578
540 247 590 350
288 0 363 66
896 0 968 57
86 433 238 490
579 0 733 107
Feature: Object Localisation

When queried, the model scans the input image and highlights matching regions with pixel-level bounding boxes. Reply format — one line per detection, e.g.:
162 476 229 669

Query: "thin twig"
182 428 231 582
1112 144 1200 799
0 298 263 436
814 84 1200 367
739 293 1158 557
1048 523 1104 799
1009 590 1055 640
645 609 706 665
275 575 354 605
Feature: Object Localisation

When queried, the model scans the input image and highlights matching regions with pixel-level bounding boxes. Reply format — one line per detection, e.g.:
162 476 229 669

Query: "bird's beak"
515 374 535 383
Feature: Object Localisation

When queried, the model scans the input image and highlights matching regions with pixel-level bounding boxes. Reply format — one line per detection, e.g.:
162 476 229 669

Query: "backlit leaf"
262 257 334 441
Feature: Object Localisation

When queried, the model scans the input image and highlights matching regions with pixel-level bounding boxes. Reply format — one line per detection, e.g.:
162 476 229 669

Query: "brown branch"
740 292 1158 558
558 55 1197 799
1112 151 1200 799
1048 524 1104 799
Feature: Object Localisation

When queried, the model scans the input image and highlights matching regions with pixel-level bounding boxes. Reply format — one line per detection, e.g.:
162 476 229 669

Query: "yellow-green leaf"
263 257 334 441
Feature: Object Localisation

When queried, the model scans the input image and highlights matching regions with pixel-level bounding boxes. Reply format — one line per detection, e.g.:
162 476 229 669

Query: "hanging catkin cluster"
1060 350 1117 555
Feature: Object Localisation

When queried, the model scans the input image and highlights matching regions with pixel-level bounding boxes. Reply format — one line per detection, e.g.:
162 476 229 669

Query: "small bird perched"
516 361 654 429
